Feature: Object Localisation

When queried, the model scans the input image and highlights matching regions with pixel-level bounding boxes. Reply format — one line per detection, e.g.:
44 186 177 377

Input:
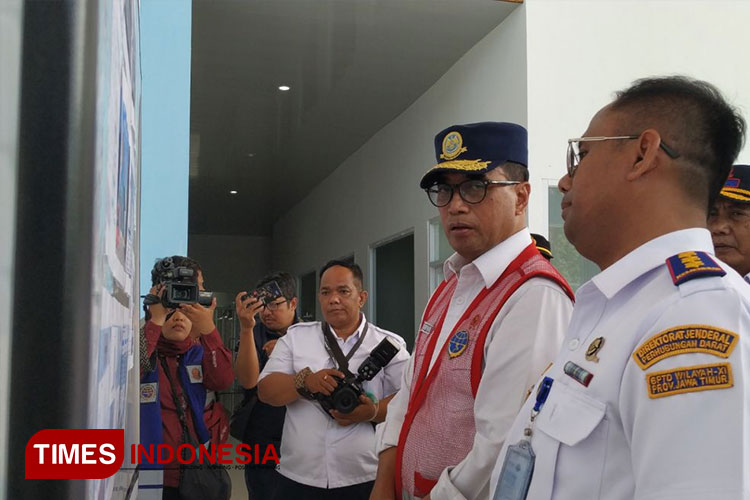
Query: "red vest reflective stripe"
395 244 573 498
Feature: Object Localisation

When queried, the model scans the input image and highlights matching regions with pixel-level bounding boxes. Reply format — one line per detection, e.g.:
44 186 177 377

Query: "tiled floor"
226 437 250 500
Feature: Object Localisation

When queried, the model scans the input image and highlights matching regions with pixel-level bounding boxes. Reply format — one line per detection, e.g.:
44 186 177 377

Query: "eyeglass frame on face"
566 134 680 178
425 178 521 207
263 298 289 311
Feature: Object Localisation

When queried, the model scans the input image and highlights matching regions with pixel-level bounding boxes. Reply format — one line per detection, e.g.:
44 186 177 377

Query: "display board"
87 1 141 498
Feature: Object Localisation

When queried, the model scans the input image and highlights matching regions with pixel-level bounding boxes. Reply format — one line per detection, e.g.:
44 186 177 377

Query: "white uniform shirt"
259 316 410 488
378 228 574 499
490 228 750 500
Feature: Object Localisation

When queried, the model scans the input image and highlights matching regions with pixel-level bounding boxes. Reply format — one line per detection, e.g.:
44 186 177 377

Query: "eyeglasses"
566 135 680 178
425 179 521 207
263 299 288 312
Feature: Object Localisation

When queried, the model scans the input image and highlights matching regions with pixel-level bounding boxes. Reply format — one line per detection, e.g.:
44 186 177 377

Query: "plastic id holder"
493 439 535 500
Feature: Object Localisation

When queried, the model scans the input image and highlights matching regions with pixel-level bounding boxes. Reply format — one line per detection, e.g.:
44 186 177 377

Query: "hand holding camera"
304 368 345 396
235 291 264 331
179 297 218 335
329 394 378 427
147 285 169 325
315 336 400 415
241 281 284 307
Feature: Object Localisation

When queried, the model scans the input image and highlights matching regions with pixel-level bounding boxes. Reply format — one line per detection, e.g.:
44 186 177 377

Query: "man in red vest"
370 122 575 500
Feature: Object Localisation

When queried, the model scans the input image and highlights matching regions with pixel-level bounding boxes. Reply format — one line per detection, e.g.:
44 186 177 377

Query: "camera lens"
332 387 359 414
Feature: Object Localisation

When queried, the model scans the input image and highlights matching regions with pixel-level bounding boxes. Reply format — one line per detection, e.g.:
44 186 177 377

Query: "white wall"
272 6 528 324
189 234 273 301
525 0 750 236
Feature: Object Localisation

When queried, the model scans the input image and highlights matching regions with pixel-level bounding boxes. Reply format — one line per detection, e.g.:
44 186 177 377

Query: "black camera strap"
321 316 368 378
159 355 201 448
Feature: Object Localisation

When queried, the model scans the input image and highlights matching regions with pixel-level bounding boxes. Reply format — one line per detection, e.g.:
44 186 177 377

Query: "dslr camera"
316 337 401 414
242 280 284 306
144 257 214 309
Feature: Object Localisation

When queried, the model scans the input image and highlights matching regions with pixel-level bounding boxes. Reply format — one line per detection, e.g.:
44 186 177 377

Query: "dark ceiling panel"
189 0 518 236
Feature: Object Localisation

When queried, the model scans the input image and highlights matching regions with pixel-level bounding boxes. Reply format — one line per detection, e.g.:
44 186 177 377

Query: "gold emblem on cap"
586 337 605 363
440 131 467 160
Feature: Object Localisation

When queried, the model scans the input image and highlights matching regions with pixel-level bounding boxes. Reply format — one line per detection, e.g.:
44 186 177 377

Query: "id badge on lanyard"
493 377 553 500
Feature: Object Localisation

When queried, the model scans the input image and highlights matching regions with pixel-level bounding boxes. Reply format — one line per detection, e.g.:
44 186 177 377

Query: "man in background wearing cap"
531 233 553 261
371 122 574 500
710 164 750 282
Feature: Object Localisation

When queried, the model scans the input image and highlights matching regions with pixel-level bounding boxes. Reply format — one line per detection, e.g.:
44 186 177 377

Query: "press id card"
493 439 535 500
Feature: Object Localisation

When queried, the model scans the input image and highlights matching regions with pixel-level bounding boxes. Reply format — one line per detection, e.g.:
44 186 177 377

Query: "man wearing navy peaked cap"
372 122 574 500
709 164 750 282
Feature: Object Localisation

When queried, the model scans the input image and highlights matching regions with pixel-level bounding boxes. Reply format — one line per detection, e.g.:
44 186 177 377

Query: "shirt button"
455 296 465 305
568 338 580 350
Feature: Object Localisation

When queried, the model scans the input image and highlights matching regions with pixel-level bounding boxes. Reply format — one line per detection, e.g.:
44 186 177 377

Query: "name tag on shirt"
419 321 434 336
494 440 535 500
186 365 203 383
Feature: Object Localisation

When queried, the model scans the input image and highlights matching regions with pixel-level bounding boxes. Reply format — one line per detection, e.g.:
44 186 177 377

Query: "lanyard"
321 317 368 377
524 376 553 439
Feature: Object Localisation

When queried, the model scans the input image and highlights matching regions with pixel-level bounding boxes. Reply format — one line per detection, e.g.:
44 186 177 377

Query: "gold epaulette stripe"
429 159 492 172
720 187 750 202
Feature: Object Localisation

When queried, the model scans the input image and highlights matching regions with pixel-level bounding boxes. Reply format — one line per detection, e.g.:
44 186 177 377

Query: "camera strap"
321 316 368 378
159 355 200 448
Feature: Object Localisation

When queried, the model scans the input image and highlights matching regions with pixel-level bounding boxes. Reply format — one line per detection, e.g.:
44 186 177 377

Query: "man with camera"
258 260 410 499
371 123 575 500
233 272 300 500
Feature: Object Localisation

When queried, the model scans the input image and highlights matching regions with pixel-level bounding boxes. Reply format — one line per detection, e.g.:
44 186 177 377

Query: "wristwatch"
294 367 314 399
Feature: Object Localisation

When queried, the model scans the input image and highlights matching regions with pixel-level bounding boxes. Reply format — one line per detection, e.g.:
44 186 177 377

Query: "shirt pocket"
534 381 609 498
441 366 475 415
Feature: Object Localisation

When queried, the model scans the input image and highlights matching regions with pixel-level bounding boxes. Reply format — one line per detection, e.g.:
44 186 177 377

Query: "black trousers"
162 487 181 500
274 474 374 500
245 465 282 500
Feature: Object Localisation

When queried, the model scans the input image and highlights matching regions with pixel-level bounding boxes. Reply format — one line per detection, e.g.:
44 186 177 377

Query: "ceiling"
189 0 519 236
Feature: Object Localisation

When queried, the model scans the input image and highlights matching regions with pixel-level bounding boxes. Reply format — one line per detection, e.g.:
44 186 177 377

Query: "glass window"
298 271 317 321
373 234 415 349
429 217 453 292
548 186 599 291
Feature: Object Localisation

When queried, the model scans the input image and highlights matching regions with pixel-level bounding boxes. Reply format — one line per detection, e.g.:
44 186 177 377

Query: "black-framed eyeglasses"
425 179 521 207
263 299 288 311
566 135 680 178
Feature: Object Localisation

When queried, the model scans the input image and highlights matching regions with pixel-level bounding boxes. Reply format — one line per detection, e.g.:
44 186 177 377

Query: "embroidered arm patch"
646 363 733 399
633 325 738 370
666 251 725 285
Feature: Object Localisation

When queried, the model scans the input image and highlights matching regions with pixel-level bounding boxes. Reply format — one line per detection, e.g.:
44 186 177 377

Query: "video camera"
316 337 401 414
144 257 214 309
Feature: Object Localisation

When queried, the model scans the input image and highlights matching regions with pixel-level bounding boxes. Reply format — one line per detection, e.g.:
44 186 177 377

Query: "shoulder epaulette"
665 251 726 286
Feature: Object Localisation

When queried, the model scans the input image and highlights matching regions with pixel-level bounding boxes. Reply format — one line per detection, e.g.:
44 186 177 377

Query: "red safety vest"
396 244 573 498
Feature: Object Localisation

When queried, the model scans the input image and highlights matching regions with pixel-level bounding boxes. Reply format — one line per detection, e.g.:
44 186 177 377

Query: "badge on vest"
140 382 157 403
187 365 203 383
448 330 469 358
